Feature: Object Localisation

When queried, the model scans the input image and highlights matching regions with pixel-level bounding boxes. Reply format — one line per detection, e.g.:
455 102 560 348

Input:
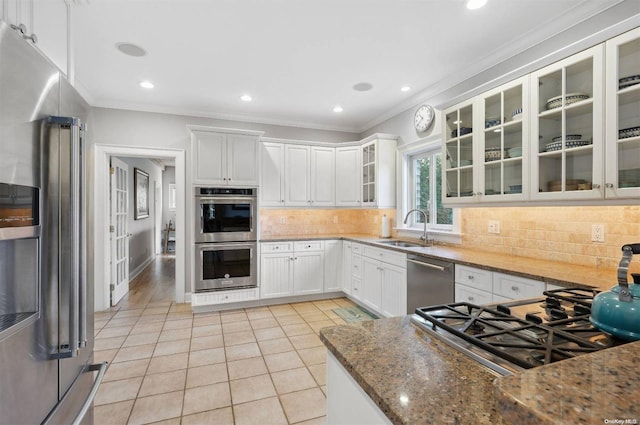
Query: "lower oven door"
195 242 257 292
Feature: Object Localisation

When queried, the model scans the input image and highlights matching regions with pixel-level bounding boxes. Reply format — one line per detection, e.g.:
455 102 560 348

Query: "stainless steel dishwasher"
406 254 454 313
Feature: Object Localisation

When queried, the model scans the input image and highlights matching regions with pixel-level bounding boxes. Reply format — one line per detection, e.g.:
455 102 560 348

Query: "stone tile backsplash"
261 205 640 271
460 206 640 270
260 209 396 238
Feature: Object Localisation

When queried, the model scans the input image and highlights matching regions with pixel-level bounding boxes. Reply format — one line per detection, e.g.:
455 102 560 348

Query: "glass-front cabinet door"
443 100 476 204
530 45 604 200
478 76 528 201
362 141 376 205
605 27 640 199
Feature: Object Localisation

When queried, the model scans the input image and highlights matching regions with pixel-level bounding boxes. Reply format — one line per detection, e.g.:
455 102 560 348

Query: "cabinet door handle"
511 286 519 291
468 296 475 301
468 275 475 280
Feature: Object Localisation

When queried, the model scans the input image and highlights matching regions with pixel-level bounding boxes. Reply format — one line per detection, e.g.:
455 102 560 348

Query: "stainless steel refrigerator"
0 20 105 425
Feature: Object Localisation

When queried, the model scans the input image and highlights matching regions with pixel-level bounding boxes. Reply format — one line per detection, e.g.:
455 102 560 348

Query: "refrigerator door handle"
47 116 86 358
41 362 108 425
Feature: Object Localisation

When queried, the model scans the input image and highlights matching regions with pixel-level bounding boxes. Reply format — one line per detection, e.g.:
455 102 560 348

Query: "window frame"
398 136 460 243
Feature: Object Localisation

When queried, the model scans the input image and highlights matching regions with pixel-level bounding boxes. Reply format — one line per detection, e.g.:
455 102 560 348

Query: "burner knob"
549 309 569 321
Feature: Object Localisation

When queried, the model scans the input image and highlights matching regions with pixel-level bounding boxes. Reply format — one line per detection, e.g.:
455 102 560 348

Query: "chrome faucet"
403 208 431 246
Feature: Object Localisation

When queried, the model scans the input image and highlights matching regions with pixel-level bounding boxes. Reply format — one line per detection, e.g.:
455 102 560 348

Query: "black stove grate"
415 302 607 369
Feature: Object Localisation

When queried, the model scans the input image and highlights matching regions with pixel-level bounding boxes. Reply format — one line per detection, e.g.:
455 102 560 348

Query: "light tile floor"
93 298 356 425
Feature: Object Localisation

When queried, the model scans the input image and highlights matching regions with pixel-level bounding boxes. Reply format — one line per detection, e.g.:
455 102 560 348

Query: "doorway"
93 145 186 312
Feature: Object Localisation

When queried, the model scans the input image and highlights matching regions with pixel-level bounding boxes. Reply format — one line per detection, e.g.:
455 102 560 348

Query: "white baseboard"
129 255 154 282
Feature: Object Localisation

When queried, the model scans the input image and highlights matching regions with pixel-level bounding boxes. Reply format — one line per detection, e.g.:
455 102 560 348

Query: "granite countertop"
319 316 507 425
321 316 640 425
260 233 617 291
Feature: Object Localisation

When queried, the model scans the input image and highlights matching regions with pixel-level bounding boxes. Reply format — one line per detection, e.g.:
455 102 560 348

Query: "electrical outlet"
279 216 286 224
592 224 605 242
488 220 500 234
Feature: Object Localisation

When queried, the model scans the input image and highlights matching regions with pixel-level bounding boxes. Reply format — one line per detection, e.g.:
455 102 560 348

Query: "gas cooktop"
411 288 626 376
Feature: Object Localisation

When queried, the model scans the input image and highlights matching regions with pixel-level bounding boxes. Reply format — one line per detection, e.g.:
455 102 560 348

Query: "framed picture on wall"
134 168 150 220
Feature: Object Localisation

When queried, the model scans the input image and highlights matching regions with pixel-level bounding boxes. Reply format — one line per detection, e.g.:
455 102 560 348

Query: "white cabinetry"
605 27 640 198
335 146 361 206
190 128 262 186
272 144 336 207
360 135 398 208
531 45 604 201
260 241 324 298
454 264 545 304
350 243 363 301
443 99 476 204
360 245 407 317
260 142 285 206
324 240 342 292
341 241 353 295
284 144 311 206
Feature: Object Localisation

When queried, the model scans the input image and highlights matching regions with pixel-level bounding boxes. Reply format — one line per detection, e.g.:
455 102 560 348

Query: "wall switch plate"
592 224 605 242
488 220 500 234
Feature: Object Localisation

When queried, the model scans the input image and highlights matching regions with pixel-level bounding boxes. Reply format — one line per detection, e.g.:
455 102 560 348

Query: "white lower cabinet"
380 263 407 317
341 241 353 295
327 351 392 425
455 264 545 304
360 246 407 317
362 257 383 313
260 241 324 298
324 240 342 292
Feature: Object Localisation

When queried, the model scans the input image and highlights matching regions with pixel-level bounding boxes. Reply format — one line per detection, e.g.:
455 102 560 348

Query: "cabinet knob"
592 184 601 189
511 286 519 291
468 296 475 301
468 275 474 280
605 183 615 189
274 246 279 250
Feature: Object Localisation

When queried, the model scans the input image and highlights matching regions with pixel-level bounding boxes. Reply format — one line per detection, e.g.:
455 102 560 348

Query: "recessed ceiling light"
240 94 252 102
466 0 487 10
401 86 411 92
352 82 373 92
139 80 154 89
333 105 343 113
116 42 147 57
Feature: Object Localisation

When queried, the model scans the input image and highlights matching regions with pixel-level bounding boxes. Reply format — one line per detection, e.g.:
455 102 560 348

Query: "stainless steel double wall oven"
194 187 257 292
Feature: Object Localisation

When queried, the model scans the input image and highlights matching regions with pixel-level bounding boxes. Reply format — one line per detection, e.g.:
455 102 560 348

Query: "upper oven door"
195 196 256 243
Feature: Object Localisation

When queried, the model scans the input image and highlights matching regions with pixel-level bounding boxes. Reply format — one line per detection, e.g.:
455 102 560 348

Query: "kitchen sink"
375 239 424 248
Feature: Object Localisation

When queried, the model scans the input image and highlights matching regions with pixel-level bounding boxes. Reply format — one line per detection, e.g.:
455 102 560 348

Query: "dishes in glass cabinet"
451 127 472 138
507 147 522 158
484 116 504 128
548 179 586 192
552 134 582 143
619 126 640 139
511 107 523 120
619 75 640 90
485 147 503 161
545 92 589 110
544 140 590 152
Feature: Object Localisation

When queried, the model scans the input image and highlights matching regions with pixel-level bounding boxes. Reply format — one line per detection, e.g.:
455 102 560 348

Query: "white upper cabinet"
477 76 529 202
530 44 604 201
190 128 262 186
360 135 398 208
260 142 286 206
443 99 476 204
605 27 640 199
310 146 335 206
335 146 361 206
284 144 311 206
3 0 68 76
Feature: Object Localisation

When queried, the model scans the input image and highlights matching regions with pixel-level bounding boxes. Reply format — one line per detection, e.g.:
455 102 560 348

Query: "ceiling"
72 0 623 133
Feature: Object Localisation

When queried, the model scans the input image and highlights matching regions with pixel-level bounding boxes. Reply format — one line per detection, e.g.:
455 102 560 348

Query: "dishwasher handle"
407 258 448 272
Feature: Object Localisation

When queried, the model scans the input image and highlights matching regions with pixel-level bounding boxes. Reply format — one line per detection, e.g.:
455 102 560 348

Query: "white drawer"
362 245 406 268
191 288 259 306
493 272 545 299
352 243 363 255
352 254 362 278
455 283 493 305
294 240 324 252
455 265 493 292
261 242 293 253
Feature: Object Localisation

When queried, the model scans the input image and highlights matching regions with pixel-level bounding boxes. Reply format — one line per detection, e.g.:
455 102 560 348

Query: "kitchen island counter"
319 316 506 425
321 315 640 425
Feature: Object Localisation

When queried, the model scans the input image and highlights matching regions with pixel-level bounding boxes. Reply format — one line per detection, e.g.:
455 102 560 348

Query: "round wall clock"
414 104 435 132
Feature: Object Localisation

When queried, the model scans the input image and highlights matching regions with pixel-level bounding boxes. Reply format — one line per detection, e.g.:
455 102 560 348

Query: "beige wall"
460 206 640 270
260 209 395 238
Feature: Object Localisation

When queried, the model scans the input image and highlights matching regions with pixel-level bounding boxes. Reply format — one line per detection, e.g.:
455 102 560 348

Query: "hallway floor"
93 256 354 425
